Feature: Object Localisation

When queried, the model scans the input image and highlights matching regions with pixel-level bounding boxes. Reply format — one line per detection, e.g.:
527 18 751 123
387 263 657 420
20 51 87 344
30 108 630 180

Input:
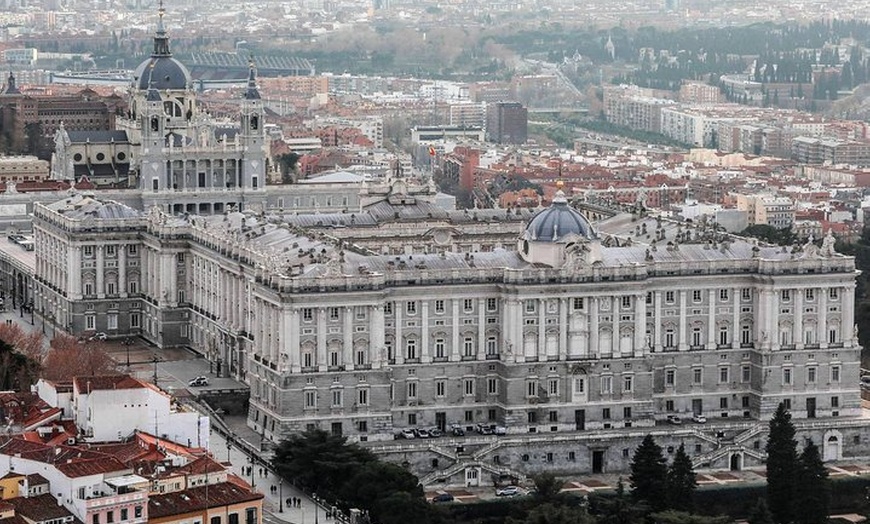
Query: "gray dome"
525 193 596 242
134 57 191 91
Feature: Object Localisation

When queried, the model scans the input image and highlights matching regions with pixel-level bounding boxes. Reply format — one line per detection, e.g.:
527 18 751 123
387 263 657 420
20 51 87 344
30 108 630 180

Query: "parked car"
493 425 507 436
476 423 494 435
451 425 465 437
414 428 431 439
90 332 107 341
431 493 454 503
496 486 523 497
398 429 416 440
666 415 682 425
188 376 209 387
428 428 443 438
691 414 707 424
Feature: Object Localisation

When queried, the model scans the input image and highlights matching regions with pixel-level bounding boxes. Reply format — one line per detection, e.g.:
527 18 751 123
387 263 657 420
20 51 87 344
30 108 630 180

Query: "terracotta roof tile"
72 376 145 392
4 494 82 524
148 482 262 519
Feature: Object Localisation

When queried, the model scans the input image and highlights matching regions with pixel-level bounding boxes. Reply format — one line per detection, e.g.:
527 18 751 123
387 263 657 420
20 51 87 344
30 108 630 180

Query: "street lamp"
226 434 232 463
278 479 283 513
152 356 159 384
249 455 256 490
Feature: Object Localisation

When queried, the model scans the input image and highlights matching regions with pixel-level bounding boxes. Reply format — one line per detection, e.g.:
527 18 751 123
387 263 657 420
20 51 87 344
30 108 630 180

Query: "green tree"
794 440 830 524
0 338 40 391
338 461 424 522
372 491 437 524
747 498 775 524
630 435 668 512
591 479 647 524
667 444 697 512
509 503 595 524
649 511 731 524
765 403 798 524
272 428 375 499
532 472 564 502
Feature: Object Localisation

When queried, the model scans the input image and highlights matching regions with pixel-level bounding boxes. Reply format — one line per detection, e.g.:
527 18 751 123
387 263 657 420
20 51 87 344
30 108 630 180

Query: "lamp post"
152 356 159 384
249 455 255 489
278 479 283 513
226 434 232 463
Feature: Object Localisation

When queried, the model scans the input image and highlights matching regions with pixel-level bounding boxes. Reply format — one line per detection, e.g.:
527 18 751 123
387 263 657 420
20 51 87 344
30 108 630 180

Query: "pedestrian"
286 497 292 507
295 498 300 508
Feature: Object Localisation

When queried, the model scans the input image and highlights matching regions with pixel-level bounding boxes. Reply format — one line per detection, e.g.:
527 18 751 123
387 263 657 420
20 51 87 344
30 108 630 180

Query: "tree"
0 338 40 390
339 461 424 522
509 503 595 524
747 498 775 524
667 444 697 512
272 428 375 499
42 334 117 381
371 491 436 524
0 322 45 364
794 440 830 524
591 478 647 524
629 435 668 512
765 403 798 524
532 472 564 502
649 511 731 524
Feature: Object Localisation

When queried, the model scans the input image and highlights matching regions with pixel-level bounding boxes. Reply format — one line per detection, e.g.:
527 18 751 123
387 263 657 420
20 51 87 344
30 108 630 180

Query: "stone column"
371 305 385 369
559 298 568 360
477 298 486 361
421 301 431 363
288 308 300 372
732 290 741 349
395 302 404 364
634 293 646 357
707 289 716 350
317 308 327 370
538 299 546 361
118 244 127 297
589 297 599 358
794 289 804 349
844 287 855 347
343 307 354 369
654 291 662 352
69 247 81 299
678 290 688 351
819 289 828 349
451 299 460 361
96 246 105 298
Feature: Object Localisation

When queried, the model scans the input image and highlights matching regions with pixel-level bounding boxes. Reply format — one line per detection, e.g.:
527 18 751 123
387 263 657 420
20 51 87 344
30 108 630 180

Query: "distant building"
486 101 527 144
0 155 49 183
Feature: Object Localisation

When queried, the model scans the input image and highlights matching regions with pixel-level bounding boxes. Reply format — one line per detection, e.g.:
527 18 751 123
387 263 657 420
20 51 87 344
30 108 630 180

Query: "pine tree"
765 403 798 524
667 444 697 512
629 434 668 512
794 440 830 524
748 498 775 524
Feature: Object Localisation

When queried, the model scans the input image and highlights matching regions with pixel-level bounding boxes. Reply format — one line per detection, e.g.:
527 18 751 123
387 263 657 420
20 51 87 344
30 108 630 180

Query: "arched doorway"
730 454 742 471
824 435 841 462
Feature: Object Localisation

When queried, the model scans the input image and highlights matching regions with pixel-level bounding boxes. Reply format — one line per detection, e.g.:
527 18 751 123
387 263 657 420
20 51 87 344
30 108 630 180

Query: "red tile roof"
173 456 227 476
72 375 145 392
148 482 262 519
4 494 82 524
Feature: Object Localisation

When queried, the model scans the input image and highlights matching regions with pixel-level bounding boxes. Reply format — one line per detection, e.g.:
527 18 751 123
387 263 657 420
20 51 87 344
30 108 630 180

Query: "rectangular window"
783 368 792 385
304 390 316 408
830 288 839 300
329 307 340 320
464 379 475 396
406 339 418 360
106 245 116 257
666 400 674 411
134 507 142 519
487 377 497 395
229 514 239 524
573 297 584 310
86 315 96 330
246 508 257 524
107 314 118 330
742 396 750 408
832 396 839 408
600 376 612 394
741 325 751 345
302 308 313 322
781 289 791 302
665 369 675 386
783 399 791 410
742 365 751 383
358 389 368 406
486 298 498 312
84 282 94 296
527 380 538 397
131 313 141 329
406 301 417 314
742 288 751 301
463 337 474 357
719 289 729 301
621 296 631 309
807 367 817 384
463 299 474 312
407 382 417 399
665 291 675 303
384 302 393 315
128 280 139 294
355 307 367 320
719 326 729 346
548 378 559 396
525 300 536 313
832 366 841 383
465 410 473 422
623 376 633 392
434 338 445 359
107 282 116 295
693 290 702 302
549 410 558 423
211 518 221 524
624 407 632 419
693 368 703 385
358 421 368 433
93 515 99 524
84 245 94 257
719 367 729 384
720 397 728 409
107 511 114 523
806 289 814 301
332 390 343 407
435 300 445 313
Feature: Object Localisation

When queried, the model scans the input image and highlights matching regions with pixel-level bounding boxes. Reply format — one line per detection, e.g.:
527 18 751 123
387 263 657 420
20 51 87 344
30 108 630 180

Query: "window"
782 399 791 410
107 314 118 330
463 299 474 312
741 324 751 345
434 338 445 359
358 389 368 406
602 408 611 419
719 289 729 301
245 508 257 524
83 245 94 257
832 396 839 408
464 378 475 396
463 337 474 357
720 397 728 409
486 336 498 356
600 376 612 394
93 515 99 524
719 326 729 346
665 400 674 411
829 327 839 344
176 253 185 264
435 300 445 313
742 396 750 408
229 514 239 524
302 308 313 322
355 307 367 320
304 390 316 408
384 302 393 314
406 301 417 314
624 407 632 419
665 369 675 386
406 339 417 360
742 365 751 383
131 313 141 328
549 410 558 423
128 244 138 256
177 290 185 303
329 307 340 320
408 413 417 425
742 288 751 301
781 289 791 302
783 368 792 385
486 298 498 312
407 382 417 399
719 367 729 384
665 291 675 303
693 290 702 302
831 366 841 383
358 421 368 433
693 368 703 385
527 380 538 397
332 390 343 407
128 280 139 294
106 245 116 257
134 507 142 519
487 377 497 395
665 327 675 349
465 410 473 422
525 300 537 313
548 378 559 396
806 289 815 301
621 296 631 309
623 375 633 392
829 288 839 300
573 297 584 310
211 518 221 524
107 511 114 524
807 367 817 384
86 315 95 330
84 282 94 296
692 326 702 347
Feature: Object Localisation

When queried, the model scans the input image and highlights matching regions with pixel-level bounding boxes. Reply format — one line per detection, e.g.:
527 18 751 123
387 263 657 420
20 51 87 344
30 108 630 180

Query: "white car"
90 332 108 341
692 414 707 424
399 429 416 439
666 415 682 425
496 486 523 497
188 376 209 387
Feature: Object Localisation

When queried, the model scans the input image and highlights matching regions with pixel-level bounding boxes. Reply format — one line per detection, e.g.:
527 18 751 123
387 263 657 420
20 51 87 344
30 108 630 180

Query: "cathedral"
51 2 268 215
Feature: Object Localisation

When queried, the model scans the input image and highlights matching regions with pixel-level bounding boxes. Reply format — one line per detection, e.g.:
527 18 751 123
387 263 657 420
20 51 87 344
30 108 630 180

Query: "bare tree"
42 334 117 381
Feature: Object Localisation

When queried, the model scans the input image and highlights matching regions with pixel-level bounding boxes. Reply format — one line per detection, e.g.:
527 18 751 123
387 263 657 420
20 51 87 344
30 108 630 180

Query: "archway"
729 453 742 471
824 433 841 462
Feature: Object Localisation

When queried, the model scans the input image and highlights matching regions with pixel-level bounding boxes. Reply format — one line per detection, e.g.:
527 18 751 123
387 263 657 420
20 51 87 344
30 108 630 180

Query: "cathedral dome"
134 57 191 91
524 189 595 242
